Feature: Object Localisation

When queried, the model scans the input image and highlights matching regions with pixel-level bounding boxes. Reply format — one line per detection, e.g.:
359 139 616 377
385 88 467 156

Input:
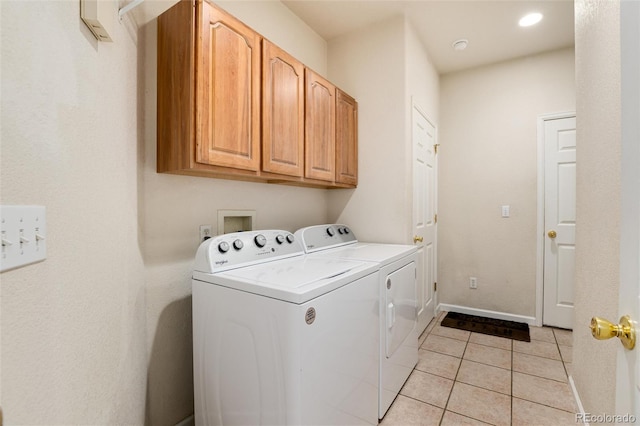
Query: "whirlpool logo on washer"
214 260 228 266
305 307 316 325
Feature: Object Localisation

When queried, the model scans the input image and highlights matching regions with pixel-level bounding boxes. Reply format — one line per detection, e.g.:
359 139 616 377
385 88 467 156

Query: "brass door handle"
413 236 423 243
590 315 636 350
548 230 557 238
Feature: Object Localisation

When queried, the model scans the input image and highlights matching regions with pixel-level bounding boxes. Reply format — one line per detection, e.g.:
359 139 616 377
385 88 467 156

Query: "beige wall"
327 17 439 244
405 21 440 127
326 16 407 243
0 1 147 424
572 0 621 414
438 48 575 318
141 2 330 424
216 1 327 75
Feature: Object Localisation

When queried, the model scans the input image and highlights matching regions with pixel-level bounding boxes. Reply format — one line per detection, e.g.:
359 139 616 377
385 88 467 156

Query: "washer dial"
254 234 267 248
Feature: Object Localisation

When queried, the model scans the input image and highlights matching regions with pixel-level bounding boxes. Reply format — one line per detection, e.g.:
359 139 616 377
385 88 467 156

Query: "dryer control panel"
193 230 302 273
294 224 358 253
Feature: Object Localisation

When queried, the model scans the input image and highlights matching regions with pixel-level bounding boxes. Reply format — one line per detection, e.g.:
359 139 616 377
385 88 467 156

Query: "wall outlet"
469 277 478 289
199 225 212 242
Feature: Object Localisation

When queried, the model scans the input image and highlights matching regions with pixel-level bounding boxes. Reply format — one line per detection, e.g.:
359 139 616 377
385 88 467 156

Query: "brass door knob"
413 236 423 243
590 315 636 350
548 230 557 238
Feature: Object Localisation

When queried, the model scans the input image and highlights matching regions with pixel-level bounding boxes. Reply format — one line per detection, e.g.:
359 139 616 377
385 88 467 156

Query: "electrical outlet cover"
199 225 212 242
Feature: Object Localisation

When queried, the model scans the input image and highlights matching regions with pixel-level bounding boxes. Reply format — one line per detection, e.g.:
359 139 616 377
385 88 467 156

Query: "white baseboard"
176 414 195 426
569 376 588 425
437 303 537 325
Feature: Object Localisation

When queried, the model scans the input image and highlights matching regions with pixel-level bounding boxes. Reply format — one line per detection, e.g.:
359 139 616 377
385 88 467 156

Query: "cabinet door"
262 40 304 177
335 89 358 186
196 1 261 171
305 69 335 182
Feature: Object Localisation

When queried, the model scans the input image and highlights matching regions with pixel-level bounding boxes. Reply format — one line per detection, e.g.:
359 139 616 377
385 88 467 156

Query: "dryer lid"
309 243 417 266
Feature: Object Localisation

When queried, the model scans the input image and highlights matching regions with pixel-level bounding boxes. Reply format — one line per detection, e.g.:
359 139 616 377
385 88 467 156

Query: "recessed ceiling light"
452 39 468 51
519 12 543 27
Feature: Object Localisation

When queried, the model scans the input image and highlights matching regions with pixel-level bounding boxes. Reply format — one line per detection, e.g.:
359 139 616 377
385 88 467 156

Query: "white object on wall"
80 0 115 42
217 210 256 235
1 206 47 272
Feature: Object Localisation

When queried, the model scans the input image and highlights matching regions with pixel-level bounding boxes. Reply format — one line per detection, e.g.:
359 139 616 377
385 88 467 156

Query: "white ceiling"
131 0 575 75
281 0 575 74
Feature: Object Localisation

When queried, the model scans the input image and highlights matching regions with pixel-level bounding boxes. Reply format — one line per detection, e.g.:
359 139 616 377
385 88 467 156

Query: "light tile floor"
381 311 577 425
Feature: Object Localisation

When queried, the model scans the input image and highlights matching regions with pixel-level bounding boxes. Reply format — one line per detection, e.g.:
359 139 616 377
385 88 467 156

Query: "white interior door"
615 0 640 415
543 114 576 329
412 102 436 334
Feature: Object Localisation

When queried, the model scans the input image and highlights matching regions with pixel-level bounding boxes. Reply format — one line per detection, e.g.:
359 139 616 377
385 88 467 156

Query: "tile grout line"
436 315 467 426
428 338 568 381
439 325 480 426
511 396 579 415
422 316 576 424
513 327 577 415
553 328 572 379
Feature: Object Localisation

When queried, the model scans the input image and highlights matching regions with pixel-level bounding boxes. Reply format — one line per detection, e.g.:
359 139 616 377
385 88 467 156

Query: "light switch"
1 206 47 272
80 0 115 42
501 205 510 218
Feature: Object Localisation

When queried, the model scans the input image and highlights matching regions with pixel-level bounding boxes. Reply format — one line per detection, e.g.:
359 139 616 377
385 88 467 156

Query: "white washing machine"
294 224 418 419
192 230 380 425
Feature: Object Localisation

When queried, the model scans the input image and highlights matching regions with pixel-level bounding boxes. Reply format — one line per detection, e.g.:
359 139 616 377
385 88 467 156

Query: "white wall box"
217 210 256 234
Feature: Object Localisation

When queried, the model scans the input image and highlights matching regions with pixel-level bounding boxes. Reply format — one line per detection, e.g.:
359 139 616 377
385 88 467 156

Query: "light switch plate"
1 206 47 272
80 0 115 42
501 205 510 218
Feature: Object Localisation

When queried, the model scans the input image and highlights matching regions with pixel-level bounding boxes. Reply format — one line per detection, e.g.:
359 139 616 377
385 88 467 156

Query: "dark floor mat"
441 312 531 342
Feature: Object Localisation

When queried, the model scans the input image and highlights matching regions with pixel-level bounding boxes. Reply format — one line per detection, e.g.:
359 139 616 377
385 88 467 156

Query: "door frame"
616 0 640 414
535 111 577 327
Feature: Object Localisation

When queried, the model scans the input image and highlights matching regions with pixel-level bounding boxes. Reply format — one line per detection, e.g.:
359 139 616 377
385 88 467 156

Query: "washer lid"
193 257 377 304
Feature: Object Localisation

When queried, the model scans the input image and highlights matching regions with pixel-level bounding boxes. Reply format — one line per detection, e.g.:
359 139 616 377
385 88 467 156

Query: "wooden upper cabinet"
195 1 261 171
157 0 195 174
262 40 304 177
305 69 336 182
157 0 357 188
335 89 358 186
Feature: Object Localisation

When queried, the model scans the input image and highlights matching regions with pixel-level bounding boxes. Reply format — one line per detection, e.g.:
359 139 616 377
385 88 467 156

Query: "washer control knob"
286 234 295 244
232 239 244 250
218 241 230 253
343 227 350 234
326 227 335 237
275 234 285 244
254 234 267 248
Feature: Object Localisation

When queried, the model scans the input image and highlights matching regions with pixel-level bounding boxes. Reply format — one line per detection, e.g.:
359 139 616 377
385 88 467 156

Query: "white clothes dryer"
192 230 380 425
294 224 419 419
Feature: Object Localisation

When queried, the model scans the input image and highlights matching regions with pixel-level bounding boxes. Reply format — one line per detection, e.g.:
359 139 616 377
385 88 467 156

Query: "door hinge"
434 282 437 292
434 214 438 224
434 143 440 154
